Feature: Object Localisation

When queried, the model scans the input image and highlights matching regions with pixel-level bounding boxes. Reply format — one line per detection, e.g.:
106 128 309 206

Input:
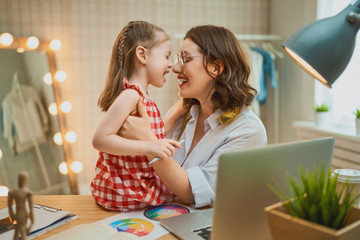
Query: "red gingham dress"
90 78 174 211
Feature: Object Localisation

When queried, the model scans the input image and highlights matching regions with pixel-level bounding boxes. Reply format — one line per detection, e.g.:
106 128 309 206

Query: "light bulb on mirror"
0 33 13 46
49 39 62 51
53 132 63 145
60 101 72 113
26 36 40 49
48 103 58 116
54 70 67 82
16 48 25 53
65 131 77 143
0 186 9 196
71 161 83 174
59 162 68 175
43 72 53 85
0 149 2 159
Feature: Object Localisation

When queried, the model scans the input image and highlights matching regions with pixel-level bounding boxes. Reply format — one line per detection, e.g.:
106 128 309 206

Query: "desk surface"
0 195 180 240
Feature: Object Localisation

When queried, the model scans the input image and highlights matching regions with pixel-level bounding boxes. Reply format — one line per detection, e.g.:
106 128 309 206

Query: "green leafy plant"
354 109 360 119
269 165 360 230
314 104 329 112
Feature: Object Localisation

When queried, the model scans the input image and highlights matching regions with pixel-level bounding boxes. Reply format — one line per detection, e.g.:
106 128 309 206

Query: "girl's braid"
118 22 133 68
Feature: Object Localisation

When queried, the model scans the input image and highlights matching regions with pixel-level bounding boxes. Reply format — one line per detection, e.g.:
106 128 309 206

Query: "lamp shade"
282 1 360 88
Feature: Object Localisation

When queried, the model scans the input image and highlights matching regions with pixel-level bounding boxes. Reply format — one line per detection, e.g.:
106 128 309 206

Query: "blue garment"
252 47 278 104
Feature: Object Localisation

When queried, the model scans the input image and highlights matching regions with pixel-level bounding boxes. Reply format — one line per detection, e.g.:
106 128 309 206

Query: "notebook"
160 137 335 240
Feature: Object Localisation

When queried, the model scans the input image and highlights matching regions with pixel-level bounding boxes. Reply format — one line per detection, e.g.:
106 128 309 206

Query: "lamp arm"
347 1 360 24
347 12 360 23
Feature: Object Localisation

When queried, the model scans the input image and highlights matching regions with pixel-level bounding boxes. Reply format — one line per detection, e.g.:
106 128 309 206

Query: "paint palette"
109 218 154 236
143 204 190 221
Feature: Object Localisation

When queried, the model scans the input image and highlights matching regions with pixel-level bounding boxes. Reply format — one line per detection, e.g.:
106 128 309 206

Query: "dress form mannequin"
7 171 34 240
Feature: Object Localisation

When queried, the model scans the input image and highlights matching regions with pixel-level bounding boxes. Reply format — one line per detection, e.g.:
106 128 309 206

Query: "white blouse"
165 105 267 208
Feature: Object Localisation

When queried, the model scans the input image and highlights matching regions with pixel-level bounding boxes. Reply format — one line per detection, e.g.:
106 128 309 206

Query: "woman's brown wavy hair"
183 25 256 112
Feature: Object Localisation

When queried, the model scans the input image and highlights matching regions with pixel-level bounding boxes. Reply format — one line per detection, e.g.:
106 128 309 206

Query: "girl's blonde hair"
98 21 169 111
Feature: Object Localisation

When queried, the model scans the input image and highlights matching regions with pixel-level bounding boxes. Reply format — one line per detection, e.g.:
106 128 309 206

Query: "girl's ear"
209 59 224 77
135 46 147 64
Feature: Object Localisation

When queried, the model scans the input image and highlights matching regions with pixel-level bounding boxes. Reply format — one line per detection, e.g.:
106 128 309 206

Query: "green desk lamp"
282 0 360 88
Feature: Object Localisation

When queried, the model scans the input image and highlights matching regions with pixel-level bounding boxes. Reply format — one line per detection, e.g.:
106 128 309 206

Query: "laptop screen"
211 137 334 240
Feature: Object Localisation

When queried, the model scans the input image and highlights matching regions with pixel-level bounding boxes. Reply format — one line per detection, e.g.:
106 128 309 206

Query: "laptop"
160 137 335 240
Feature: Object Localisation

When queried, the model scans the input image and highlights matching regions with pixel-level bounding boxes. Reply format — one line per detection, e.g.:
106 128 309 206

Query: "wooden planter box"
265 201 360 240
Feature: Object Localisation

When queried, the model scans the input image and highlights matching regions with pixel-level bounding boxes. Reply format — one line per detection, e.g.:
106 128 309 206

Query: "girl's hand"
172 98 187 117
147 139 182 159
164 98 188 133
119 99 153 140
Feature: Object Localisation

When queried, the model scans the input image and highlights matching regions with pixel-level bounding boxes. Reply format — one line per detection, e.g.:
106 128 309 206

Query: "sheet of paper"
46 223 144 240
46 223 117 240
96 204 195 240
0 204 76 240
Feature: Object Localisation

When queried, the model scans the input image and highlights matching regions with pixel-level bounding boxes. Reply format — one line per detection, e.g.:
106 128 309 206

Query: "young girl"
90 21 181 211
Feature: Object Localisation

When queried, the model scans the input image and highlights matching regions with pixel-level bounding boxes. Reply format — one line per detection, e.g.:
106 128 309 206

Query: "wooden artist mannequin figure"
8 171 34 240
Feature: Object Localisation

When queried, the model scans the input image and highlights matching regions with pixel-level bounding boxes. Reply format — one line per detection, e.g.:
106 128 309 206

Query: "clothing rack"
174 33 282 41
235 34 281 41
173 33 282 143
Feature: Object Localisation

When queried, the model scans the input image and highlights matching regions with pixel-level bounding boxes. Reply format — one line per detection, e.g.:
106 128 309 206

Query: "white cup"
331 169 360 208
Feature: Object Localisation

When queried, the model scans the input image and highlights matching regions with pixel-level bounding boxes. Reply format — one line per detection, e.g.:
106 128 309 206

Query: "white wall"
269 0 318 142
1 0 322 191
0 0 271 191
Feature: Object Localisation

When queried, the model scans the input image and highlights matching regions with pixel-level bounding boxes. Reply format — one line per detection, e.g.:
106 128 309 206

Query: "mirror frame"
0 36 79 194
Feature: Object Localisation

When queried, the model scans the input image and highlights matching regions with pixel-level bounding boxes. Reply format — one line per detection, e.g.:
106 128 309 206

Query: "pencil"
149 139 185 165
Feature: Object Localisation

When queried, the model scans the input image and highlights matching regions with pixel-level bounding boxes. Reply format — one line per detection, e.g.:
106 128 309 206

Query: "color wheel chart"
109 218 154 237
143 204 190 221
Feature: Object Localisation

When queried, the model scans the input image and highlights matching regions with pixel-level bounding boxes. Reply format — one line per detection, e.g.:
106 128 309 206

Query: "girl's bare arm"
92 90 180 158
120 100 195 204
92 89 146 155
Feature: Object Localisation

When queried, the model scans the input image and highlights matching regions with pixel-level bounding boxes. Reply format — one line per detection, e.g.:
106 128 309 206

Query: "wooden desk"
0 195 180 240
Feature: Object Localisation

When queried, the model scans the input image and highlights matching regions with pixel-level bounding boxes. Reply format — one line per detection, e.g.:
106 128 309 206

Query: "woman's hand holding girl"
120 99 182 159
119 99 154 141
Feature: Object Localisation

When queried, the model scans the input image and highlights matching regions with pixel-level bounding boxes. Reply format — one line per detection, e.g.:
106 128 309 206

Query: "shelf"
293 121 360 143
293 121 360 171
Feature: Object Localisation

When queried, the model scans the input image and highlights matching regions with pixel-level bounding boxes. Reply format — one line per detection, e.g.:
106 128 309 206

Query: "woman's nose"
172 62 181 74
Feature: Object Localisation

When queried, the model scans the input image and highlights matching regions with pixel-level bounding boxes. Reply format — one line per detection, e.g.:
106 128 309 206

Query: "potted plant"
265 165 360 240
355 109 360 135
314 103 330 127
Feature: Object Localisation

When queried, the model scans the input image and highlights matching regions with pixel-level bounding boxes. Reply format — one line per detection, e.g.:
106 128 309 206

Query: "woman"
120 25 267 208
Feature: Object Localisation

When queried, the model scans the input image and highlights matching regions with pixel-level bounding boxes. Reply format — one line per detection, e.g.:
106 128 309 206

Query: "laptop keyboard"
193 226 212 240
